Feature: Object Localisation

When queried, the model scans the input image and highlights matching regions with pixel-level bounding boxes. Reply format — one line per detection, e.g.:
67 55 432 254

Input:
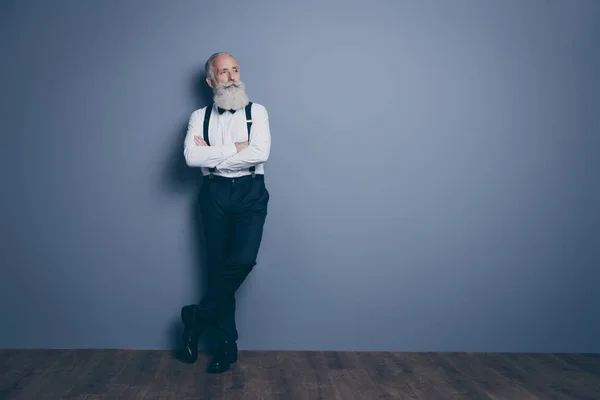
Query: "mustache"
221 80 243 88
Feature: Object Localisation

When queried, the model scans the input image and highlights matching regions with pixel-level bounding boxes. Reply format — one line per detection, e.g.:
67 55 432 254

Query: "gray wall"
1 0 599 352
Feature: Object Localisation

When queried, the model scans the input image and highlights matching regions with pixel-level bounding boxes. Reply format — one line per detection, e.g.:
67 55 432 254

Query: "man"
180 52 271 373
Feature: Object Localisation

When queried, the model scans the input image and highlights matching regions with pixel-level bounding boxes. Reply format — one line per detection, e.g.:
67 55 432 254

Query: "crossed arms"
183 104 271 172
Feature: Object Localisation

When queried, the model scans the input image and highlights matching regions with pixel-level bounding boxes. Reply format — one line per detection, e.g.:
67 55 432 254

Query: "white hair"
205 52 235 82
213 81 249 110
204 52 249 110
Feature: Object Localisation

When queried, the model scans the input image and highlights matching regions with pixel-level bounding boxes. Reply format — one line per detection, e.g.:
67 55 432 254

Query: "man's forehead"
215 55 239 70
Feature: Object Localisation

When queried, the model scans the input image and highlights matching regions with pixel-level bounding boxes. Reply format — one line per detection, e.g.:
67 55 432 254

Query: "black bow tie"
217 107 237 115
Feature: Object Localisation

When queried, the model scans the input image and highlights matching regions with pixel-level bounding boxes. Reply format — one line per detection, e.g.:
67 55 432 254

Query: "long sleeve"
183 108 237 168
216 104 271 172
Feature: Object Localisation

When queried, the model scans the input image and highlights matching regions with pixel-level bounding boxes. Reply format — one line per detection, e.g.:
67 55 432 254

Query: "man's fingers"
194 136 207 146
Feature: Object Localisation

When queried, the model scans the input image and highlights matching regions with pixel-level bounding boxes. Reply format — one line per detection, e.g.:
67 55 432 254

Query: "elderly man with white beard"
180 52 271 373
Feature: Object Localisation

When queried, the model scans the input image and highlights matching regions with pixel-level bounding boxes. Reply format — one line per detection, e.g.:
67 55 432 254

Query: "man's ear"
206 76 214 89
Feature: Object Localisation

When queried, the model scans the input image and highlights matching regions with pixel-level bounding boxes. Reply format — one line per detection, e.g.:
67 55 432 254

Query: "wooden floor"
1 349 600 399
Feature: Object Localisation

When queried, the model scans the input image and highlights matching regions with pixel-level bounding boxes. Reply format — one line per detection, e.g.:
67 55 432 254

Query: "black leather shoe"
181 305 199 363
206 340 238 373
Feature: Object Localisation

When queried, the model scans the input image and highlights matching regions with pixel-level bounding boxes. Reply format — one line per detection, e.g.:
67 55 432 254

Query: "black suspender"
203 103 212 148
203 102 255 178
245 103 255 177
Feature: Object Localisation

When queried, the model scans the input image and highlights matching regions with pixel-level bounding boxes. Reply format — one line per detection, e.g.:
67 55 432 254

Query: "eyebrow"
218 66 239 72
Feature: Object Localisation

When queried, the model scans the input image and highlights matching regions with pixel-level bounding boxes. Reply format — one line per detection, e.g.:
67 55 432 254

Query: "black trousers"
196 173 269 342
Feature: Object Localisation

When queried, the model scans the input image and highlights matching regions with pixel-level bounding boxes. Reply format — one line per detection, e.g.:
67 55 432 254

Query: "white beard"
213 80 250 110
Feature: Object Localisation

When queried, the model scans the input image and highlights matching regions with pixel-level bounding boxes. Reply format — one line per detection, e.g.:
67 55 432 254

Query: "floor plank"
1 349 599 399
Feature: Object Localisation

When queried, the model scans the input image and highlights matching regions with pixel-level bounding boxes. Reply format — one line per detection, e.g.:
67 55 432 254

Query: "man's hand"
235 141 249 152
194 136 208 146
194 136 248 152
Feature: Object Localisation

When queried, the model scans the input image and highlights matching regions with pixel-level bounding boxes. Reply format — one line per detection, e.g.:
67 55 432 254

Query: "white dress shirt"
183 102 271 178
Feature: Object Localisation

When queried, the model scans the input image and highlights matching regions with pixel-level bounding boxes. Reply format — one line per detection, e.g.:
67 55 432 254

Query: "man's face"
207 54 240 88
